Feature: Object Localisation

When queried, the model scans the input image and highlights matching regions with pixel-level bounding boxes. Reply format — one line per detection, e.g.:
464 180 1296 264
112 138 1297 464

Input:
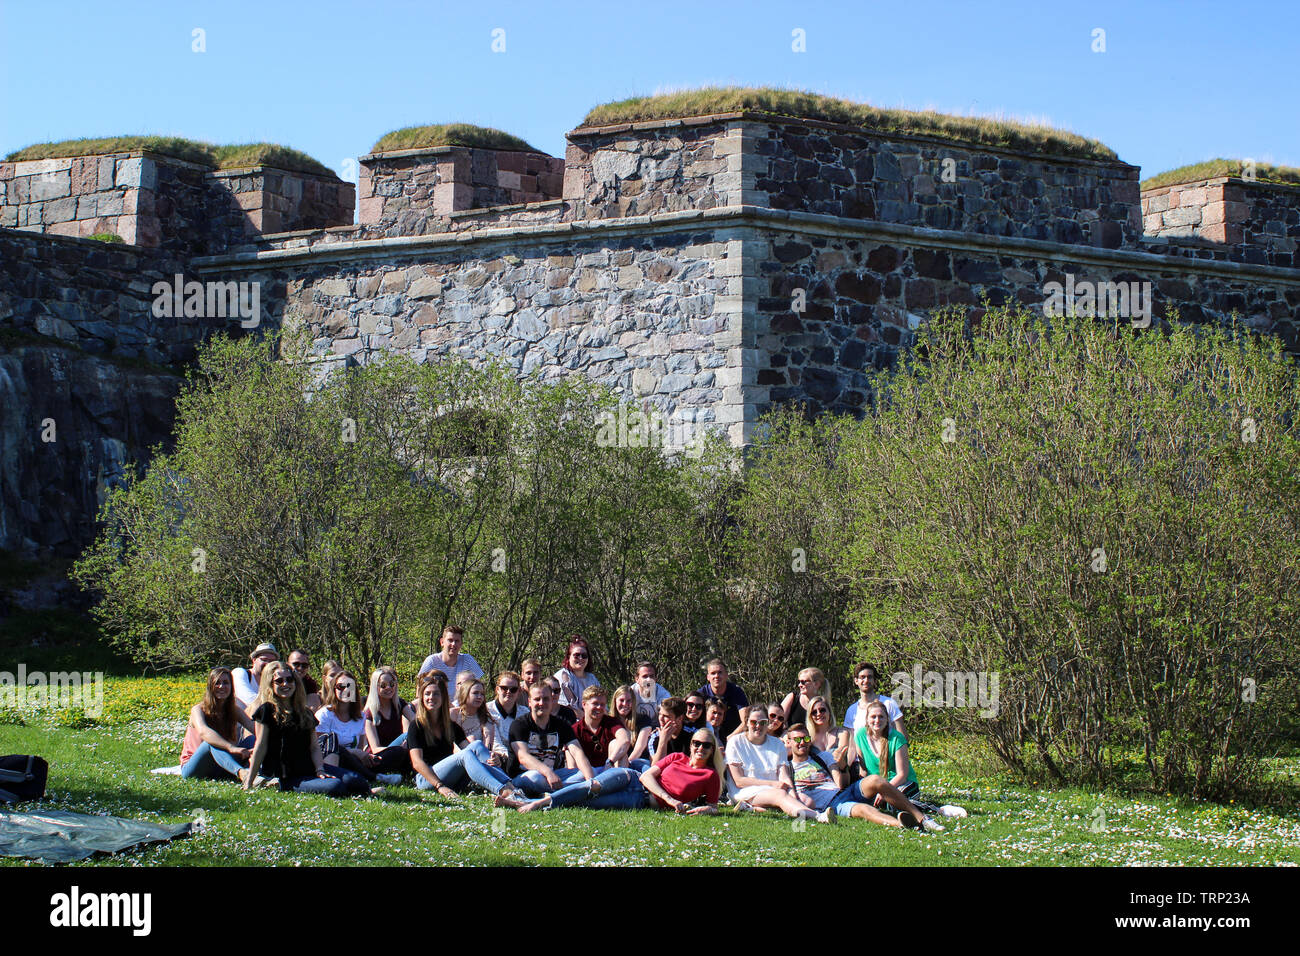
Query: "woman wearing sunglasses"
244 664 373 796
502 728 725 813
316 669 401 784
683 693 709 733
781 667 835 728
805 694 850 772
486 671 526 767
554 636 600 711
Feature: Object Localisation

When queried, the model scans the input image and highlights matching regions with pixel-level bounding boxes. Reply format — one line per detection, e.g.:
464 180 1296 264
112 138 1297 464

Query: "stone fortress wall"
4 107 1300 554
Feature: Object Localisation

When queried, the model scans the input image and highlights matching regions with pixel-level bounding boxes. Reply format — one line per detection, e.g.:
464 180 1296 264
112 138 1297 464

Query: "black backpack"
0 755 49 803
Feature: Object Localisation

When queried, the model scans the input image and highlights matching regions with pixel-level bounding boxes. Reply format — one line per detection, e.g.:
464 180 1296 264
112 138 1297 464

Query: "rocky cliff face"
0 341 179 557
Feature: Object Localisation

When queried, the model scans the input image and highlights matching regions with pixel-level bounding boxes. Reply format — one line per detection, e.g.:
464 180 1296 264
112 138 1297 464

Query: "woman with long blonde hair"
611 685 653 767
455 678 496 752
805 695 850 772
781 666 834 728
839 700 964 827
243 663 371 796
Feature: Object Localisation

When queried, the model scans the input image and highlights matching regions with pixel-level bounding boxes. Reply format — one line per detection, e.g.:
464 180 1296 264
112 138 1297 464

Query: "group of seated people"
178 627 965 830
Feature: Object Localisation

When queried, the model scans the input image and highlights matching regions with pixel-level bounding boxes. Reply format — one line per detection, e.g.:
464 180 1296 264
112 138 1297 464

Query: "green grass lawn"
3 679 1298 867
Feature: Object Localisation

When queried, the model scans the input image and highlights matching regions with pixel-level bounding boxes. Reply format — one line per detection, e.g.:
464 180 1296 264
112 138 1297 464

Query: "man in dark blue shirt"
698 659 748 738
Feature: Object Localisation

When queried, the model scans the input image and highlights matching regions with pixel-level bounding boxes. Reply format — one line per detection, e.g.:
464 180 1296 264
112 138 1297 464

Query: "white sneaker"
375 773 402 786
937 804 967 818
735 800 753 813
815 809 836 825
921 816 945 832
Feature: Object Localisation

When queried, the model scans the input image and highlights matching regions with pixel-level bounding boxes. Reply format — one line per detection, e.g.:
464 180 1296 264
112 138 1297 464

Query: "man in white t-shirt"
842 662 906 736
633 661 671 722
725 702 824 824
417 625 483 687
232 643 279 709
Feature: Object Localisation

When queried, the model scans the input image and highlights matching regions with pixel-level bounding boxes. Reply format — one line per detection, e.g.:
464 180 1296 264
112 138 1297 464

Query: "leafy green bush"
73 333 728 683
832 305 1300 797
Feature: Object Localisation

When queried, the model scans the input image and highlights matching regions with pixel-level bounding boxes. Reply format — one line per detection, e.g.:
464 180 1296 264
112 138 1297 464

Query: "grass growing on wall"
5 137 335 178
370 123 541 154
580 86 1119 161
1141 158 1300 190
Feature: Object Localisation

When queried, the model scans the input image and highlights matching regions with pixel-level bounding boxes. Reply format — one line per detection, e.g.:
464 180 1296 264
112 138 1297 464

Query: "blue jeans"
284 765 371 797
510 766 586 796
181 742 248 780
417 742 513 794
544 767 647 809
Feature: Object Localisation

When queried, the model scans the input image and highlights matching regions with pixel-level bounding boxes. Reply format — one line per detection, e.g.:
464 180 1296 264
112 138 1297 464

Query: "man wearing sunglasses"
287 649 321 711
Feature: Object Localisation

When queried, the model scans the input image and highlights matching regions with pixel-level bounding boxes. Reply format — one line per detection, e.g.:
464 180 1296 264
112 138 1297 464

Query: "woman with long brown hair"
408 672 521 801
554 636 600 711
180 666 256 780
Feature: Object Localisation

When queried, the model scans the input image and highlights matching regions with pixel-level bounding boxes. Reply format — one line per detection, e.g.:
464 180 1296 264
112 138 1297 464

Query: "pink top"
180 721 203 765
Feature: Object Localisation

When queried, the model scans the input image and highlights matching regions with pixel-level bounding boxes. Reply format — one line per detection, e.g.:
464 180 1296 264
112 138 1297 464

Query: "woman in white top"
315 669 377 776
454 677 496 753
554 636 600 711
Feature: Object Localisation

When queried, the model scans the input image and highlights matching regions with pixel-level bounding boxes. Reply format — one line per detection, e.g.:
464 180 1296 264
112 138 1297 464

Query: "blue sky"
2 0 1295 183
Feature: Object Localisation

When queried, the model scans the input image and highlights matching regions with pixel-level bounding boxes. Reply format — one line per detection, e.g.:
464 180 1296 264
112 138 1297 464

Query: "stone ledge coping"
567 111 1135 173
359 145 558 162
7 149 214 173
1141 176 1300 196
448 199 565 219
0 225 161 254
256 224 362 240
208 165 350 183
188 205 1300 285
6 149 347 181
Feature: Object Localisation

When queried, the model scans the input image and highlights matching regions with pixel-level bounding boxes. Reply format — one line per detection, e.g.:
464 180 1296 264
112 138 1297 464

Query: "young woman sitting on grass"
244 663 373 797
316 669 401 784
554 636 600 711
180 667 255 780
448 670 476 721
725 703 826 824
502 728 725 814
806 695 850 774
362 665 415 776
454 678 495 753
844 701 966 827
407 672 521 802
611 684 653 767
